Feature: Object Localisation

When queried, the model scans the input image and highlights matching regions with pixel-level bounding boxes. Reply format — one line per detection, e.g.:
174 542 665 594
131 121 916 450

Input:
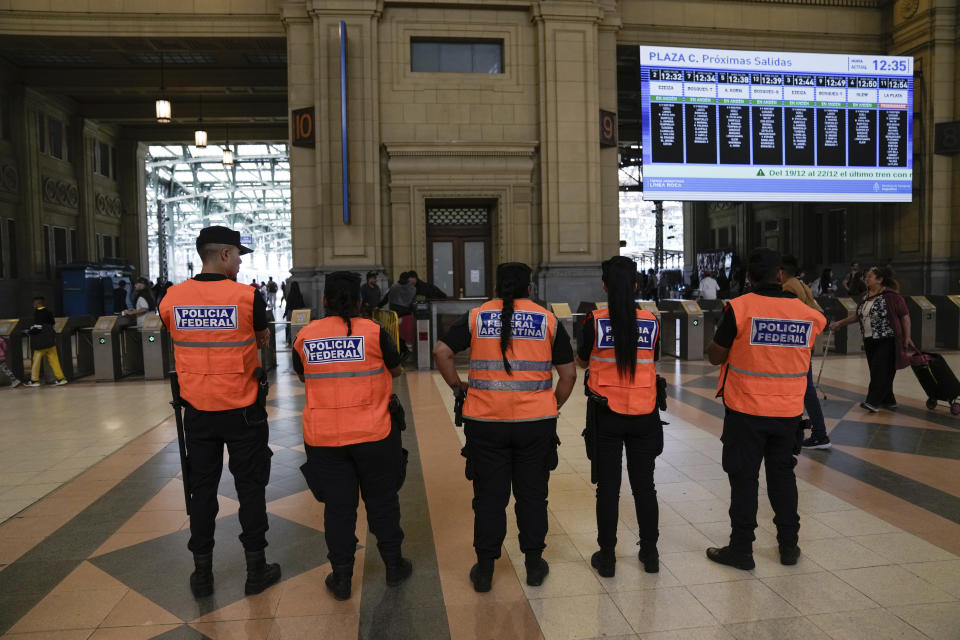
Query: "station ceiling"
0 36 288 139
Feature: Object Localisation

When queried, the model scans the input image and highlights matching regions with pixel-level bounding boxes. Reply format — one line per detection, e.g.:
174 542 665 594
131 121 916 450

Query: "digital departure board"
640 46 913 202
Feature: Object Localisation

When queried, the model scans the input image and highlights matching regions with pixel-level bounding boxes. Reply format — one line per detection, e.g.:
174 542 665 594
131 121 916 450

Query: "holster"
656 375 668 411
453 387 466 427
582 372 608 485
389 393 407 431
254 367 269 408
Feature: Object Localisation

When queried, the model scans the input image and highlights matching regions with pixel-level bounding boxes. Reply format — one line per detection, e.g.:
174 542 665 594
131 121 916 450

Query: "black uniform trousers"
721 408 800 553
594 405 663 550
304 426 404 568
864 337 897 407
184 403 272 555
463 418 558 560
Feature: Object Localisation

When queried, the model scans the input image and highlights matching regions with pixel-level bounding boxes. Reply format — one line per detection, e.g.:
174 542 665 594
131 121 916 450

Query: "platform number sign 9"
292 107 315 148
600 109 617 147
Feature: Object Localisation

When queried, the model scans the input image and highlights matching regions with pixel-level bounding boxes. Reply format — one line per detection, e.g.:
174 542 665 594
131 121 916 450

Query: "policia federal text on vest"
434 262 577 593
157 225 281 600
575 257 664 579
704 248 826 572
292 271 412 601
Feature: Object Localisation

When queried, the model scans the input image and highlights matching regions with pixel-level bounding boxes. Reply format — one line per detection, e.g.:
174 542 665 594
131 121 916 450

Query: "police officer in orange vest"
576 256 662 578
158 226 280 598
293 272 411 601
433 263 577 592
705 248 826 570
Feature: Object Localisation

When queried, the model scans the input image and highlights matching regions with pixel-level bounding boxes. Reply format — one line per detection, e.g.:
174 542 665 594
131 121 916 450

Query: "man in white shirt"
699 271 720 300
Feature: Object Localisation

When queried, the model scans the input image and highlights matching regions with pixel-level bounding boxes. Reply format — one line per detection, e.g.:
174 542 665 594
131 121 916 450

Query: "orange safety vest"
463 298 558 422
159 278 260 411
294 316 393 447
587 307 659 415
716 293 826 417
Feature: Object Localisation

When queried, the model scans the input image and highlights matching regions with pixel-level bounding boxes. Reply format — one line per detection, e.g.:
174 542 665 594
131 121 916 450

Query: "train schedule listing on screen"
640 46 913 202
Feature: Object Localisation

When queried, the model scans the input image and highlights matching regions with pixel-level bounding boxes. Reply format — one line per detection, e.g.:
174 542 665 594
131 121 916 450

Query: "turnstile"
820 298 861 354
698 299 724 346
637 300 661 321
0 318 28 383
141 313 171 380
54 315 95 380
930 295 960 349
290 309 311 344
414 301 432 371
550 303 576 349
659 300 704 360
92 315 142 381
907 296 937 352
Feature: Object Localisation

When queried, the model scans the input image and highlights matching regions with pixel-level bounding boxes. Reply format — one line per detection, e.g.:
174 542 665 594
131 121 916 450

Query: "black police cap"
195 225 253 255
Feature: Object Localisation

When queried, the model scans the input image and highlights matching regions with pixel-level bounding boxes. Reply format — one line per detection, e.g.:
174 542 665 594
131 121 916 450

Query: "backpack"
267 281 278 293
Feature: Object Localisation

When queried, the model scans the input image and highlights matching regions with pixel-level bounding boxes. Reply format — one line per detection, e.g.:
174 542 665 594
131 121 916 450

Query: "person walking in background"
265 277 279 310
113 280 129 313
283 280 306 346
577 256 663 578
0 334 23 388
407 271 448 300
812 268 837 298
829 266 914 412
122 277 156 328
24 296 67 387
780 256 831 449
699 270 720 300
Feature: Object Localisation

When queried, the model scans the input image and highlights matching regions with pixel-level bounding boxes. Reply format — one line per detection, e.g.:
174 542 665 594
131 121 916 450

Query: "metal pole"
654 201 664 272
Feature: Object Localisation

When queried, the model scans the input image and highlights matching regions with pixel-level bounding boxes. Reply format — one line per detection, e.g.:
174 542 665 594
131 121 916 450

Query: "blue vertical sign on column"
339 20 350 224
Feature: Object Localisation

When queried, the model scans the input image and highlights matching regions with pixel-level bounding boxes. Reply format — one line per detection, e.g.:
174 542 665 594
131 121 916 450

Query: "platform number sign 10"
292 107 315 148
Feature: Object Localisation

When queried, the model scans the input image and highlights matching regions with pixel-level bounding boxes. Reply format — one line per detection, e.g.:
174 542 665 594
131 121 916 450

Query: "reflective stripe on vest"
717 293 826 417
469 359 553 371
727 364 806 379
468 378 553 391
461 298 559 422
590 356 655 364
304 367 385 380
171 338 256 348
587 307 659 416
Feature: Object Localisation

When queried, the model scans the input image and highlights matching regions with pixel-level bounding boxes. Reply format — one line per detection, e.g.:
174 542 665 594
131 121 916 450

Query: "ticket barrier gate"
907 296 937 352
550 303 580 348
698 299 724 346
0 317 28 383
819 298 861 354
54 315 95 381
92 315 142 381
414 300 432 371
289 309 311 344
930 295 960 349
141 314 171 380
659 300 704 361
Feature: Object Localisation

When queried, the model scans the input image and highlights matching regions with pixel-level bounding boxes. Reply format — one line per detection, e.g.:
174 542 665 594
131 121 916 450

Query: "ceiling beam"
17 67 286 91
81 100 287 122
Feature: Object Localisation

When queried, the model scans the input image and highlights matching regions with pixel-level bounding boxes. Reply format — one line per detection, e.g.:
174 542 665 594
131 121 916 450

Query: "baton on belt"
169 372 191 516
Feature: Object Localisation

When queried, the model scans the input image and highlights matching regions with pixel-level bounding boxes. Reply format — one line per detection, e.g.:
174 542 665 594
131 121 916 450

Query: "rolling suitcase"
909 351 960 415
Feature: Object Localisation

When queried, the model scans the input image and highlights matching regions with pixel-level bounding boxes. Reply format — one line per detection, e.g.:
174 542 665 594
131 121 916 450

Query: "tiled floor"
0 349 958 639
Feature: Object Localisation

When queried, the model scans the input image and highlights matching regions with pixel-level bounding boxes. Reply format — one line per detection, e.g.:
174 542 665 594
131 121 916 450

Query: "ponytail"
494 263 532 377
602 256 639 380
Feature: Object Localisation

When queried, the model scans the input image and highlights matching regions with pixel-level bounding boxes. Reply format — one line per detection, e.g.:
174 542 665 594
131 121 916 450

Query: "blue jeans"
805 366 827 439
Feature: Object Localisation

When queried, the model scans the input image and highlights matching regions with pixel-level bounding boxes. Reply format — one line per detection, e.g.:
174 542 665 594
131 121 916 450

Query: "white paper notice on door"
470 269 481 283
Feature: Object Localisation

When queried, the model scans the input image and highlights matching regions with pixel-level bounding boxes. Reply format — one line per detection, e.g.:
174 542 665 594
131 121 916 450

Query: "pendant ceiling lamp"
155 52 171 124
222 125 234 166
194 94 207 147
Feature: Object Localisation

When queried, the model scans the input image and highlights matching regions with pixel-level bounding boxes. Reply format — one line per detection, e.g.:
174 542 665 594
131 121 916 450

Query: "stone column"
284 0 385 313
532 0 606 305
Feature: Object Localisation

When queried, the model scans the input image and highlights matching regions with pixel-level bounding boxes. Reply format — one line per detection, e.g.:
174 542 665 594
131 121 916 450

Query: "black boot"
244 549 282 595
591 548 616 578
325 564 353 601
779 544 801 566
469 558 494 593
525 554 549 587
189 552 214 598
705 546 754 570
385 557 413 587
638 543 659 574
